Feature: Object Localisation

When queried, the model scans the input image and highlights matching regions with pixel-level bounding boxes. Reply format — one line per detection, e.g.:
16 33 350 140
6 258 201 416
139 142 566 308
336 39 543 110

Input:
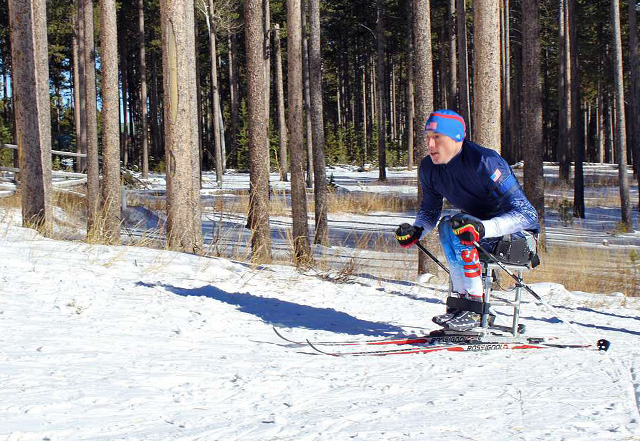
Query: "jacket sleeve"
479 156 540 238
414 162 443 236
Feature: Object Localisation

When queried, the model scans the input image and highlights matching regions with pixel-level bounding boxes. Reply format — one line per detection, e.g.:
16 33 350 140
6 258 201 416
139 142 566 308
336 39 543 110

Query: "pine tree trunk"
8 0 53 236
206 2 223 187
287 0 310 262
72 6 83 173
557 0 570 182
456 0 471 137
406 0 415 170
413 0 434 275
473 0 501 151
274 24 288 182
82 0 100 237
138 0 149 179
301 0 314 188
245 0 272 262
376 0 387 180
448 0 458 109
308 0 328 245
100 0 121 244
567 0 584 218
628 0 640 211
611 0 633 228
160 0 203 253
228 33 240 169
521 0 545 244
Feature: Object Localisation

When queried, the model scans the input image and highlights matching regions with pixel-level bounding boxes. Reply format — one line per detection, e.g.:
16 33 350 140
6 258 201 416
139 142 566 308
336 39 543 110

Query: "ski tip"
597 339 611 352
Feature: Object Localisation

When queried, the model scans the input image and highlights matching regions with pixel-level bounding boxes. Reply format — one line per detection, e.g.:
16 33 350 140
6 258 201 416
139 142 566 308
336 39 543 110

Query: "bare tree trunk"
501 0 512 161
138 0 149 179
407 0 415 170
521 0 545 244
8 0 53 236
611 0 633 228
473 0 501 151
150 44 162 161
413 0 434 275
160 0 203 253
72 6 83 173
287 0 310 262
263 0 271 125
76 0 87 173
228 33 240 169
245 0 272 262
308 0 328 245
205 2 223 187
448 0 458 109
456 0 471 138
301 0 313 188
82 0 100 237
568 0 584 218
376 0 387 180
557 0 570 182
628 0 640 210
274 24 288 182
100 0 121 244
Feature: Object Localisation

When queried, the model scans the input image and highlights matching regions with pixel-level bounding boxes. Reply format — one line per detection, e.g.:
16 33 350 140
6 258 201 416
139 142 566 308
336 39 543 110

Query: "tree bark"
376 0 387 180
82 0 100 237
301 0 314 188
473 0 501 151
138 0 149 178
287 0 311 262
456 0 471 137
245 0 272 262
521 0 545 244
8 0 53 236
100 0 121 244
557 0 570 182
274 24 288 182
160 0 203 253
628 0 640 211
568 0 584 218
611 0 633 228
205 1 223 187
413 0 434 275
308 0 328 245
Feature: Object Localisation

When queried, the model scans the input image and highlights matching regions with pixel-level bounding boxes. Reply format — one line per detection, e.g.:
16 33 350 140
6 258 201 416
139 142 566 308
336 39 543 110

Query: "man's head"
424 110 466 164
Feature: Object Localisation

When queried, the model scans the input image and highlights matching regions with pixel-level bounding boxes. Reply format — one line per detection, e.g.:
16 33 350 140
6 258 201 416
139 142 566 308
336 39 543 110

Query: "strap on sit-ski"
446 296 492 315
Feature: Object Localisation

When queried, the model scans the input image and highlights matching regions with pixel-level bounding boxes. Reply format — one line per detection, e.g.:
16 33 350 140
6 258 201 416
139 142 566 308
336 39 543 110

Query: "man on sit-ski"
395 109 540 332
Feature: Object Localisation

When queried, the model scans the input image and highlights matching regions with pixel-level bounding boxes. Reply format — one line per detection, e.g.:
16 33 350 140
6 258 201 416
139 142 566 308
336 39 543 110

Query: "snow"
2 222 640 440
1 165 640 440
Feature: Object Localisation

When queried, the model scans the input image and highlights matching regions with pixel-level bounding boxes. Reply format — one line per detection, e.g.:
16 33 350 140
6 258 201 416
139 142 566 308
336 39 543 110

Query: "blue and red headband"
424 109 466 142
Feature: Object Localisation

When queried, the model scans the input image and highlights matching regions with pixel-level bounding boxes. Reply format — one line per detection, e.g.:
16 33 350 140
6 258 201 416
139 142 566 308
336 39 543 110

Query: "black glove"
450 213 485 246
395 223 423 248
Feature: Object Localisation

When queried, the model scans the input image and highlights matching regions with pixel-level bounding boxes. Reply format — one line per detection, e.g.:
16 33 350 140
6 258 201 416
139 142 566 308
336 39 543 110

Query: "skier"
395 109 540 332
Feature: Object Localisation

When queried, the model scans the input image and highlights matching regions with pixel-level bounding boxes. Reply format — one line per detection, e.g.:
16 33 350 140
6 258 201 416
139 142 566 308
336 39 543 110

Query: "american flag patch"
426 121 438 131
490 169 502 182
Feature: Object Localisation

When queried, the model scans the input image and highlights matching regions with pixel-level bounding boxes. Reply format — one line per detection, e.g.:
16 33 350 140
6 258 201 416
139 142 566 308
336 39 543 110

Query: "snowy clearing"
1 217 640 440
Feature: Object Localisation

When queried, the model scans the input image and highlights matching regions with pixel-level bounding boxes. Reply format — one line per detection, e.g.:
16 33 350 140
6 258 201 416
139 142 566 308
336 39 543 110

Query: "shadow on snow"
138 281 405 337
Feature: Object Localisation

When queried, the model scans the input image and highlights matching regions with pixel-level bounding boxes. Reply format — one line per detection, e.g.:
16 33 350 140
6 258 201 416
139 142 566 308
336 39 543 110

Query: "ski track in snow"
1 217 640 440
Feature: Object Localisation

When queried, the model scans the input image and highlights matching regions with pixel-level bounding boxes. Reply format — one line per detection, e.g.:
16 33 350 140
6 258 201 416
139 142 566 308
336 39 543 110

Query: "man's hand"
450 213 485 246
395 223 423 248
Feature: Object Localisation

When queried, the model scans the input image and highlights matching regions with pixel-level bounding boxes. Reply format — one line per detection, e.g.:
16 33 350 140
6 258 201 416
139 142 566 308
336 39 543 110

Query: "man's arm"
414 161 444 236
479 156 539 238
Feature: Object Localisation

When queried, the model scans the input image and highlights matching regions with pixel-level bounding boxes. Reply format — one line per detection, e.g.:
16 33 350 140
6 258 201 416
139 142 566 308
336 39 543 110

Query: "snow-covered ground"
1 213 640 440
1 164 639 440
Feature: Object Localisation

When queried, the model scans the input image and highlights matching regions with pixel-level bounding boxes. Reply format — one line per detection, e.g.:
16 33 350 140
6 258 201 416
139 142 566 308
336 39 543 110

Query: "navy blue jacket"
414 140 540 238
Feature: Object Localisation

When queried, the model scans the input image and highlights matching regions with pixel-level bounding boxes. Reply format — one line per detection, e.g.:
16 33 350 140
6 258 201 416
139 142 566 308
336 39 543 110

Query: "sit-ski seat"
446 233 539 337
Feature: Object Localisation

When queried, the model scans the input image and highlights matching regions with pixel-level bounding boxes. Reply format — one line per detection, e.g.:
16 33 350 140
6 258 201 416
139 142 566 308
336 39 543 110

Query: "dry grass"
493 246 640 297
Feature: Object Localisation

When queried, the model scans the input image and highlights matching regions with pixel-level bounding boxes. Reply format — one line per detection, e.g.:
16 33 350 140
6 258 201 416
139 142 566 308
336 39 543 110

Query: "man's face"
426 131 463 164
